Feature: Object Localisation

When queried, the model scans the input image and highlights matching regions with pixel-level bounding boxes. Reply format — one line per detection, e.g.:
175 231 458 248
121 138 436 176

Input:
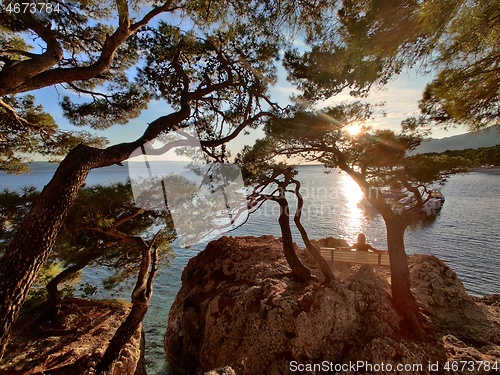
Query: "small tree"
279 0 495 330
0 183 172 307
52 183 173 308
237 145 335 283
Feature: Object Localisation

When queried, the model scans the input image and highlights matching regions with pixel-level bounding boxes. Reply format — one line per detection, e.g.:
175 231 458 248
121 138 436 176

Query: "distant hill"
416 126 500 153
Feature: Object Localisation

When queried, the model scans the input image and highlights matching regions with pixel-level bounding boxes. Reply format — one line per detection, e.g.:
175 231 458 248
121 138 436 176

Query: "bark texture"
276 196 312 283
96 241 157 374
384 216 424 340
292 177 334 282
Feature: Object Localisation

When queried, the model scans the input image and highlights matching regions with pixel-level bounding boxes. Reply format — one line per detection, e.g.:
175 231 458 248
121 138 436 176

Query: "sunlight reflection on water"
340 173 365 244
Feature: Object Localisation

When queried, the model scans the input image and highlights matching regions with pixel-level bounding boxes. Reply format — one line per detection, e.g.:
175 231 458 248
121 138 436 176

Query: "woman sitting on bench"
350 233 386 253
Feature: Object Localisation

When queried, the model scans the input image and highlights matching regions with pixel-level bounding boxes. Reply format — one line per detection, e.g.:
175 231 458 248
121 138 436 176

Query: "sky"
19 2 474 163
7 1 475 164
226 64 472 156
31 56 470 162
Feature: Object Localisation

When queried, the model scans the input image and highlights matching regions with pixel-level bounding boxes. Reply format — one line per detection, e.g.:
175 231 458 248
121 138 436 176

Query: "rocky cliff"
165 236 500 375
0 299 146 375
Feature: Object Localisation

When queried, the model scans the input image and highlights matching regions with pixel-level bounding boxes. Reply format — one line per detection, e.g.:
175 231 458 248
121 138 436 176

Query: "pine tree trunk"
96 304 148 375
95 244 157 374
385 217 424 340
292 178 334 282
276 197 311 283
0 145 96 358
45 257 93 318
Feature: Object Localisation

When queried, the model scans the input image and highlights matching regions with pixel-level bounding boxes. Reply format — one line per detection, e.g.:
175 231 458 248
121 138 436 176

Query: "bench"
320 247 390 268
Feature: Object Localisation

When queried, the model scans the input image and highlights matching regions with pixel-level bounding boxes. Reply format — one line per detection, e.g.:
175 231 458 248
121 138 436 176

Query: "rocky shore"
0 299 146 375
165 236 500 375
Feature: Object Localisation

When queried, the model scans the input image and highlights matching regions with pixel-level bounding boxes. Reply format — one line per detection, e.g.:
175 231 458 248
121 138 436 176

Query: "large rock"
0 299 145 375
165 236 500 374
410 254 500 346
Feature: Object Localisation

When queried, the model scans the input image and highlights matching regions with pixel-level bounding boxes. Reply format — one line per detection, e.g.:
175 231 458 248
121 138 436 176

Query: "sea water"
1 163 498 373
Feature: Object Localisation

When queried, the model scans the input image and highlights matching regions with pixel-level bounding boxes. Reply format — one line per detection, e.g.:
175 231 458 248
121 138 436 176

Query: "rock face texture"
410 254 500 364
0 299 146 375
165 236 500 375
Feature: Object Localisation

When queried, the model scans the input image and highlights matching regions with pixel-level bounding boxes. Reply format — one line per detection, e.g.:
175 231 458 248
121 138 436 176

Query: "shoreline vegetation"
12 143 499 171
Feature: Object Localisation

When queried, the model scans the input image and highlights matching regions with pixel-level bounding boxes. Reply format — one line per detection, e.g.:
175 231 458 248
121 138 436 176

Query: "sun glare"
346 123 362 136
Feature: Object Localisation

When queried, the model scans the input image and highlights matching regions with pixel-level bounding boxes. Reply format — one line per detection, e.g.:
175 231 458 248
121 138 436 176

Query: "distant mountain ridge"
416 126 500 153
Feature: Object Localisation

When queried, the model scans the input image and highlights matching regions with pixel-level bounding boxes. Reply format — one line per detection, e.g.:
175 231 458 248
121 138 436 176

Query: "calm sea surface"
1 163 499 373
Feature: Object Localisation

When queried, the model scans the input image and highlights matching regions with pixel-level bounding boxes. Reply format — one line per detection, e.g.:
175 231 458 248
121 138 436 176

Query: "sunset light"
346 123 362 136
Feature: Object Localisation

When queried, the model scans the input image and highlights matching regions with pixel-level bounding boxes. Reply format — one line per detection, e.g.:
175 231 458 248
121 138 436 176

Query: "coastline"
469 166 500 175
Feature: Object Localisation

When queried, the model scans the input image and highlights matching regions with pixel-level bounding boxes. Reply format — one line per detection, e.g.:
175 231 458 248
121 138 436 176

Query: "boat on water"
422 189 445 216
359 189 445 217
428 189 445 203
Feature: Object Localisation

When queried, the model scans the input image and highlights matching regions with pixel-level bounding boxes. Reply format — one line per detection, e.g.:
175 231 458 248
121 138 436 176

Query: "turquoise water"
1 163 499 373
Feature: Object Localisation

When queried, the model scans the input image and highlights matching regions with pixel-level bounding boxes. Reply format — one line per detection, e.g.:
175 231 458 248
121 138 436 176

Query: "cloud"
271 85 300 96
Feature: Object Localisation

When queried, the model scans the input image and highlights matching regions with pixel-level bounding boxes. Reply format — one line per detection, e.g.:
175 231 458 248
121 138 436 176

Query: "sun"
346 123 362 137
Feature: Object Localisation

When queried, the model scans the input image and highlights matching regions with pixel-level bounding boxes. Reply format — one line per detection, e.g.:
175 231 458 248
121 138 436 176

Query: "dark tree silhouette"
243 104 469 338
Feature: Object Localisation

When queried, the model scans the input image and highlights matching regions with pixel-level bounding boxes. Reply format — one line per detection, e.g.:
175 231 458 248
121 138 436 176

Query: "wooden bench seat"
320 247 390 268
